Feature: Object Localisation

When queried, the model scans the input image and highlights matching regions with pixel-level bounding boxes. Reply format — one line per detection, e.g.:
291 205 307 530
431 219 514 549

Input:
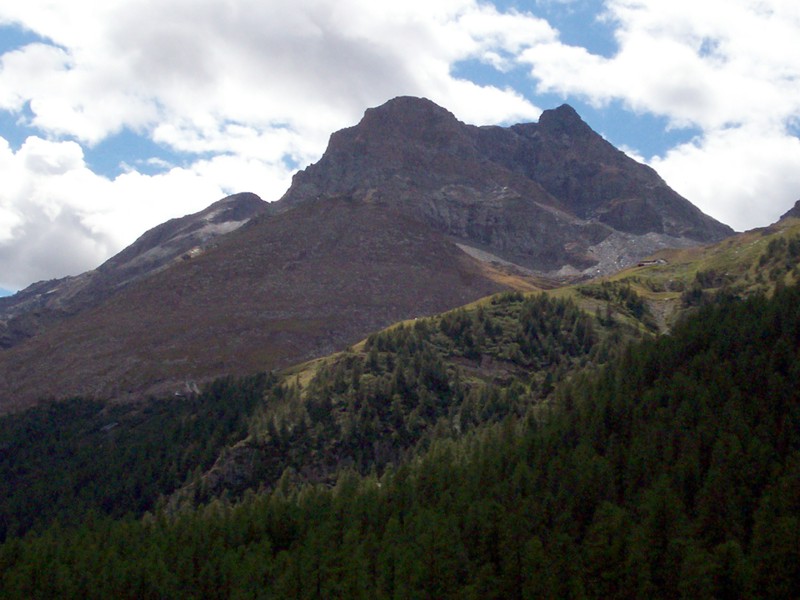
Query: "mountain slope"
186 214 800 502
0 192 268 349
0 97 732 411
0 209 796 555
0 199 503 411
561 210 800 333
2 268 799 599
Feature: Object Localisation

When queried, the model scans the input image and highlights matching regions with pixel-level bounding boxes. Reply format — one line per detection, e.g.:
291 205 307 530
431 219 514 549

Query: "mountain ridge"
0 192 268 349
0 197 503 412
0 97 733 411
279 96 732 275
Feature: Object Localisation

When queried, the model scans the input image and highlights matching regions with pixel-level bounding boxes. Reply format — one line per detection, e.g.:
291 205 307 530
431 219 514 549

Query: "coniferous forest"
1 277 799 598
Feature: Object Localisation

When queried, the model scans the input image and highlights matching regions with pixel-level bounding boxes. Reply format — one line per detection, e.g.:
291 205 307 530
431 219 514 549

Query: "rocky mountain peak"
779 198 800 221
327 95 468 155
281 96 732 273
358 95 461 135
0 97 736 410
536 103 595 139
281 96 481 203
98 191 267 277
205 192 268 223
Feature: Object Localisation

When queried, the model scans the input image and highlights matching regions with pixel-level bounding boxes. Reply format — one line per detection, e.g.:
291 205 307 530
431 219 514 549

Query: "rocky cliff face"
280 97 732 275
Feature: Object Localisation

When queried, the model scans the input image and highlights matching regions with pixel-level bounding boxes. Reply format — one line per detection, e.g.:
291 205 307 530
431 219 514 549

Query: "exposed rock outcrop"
779 198 800 221
279 96 732 276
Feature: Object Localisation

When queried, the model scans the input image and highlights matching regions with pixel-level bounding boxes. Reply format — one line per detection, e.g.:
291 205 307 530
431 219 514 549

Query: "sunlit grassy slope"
287 217 800 390
559 217 800 332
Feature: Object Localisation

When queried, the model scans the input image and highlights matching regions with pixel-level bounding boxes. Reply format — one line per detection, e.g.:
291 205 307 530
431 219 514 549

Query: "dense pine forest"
1 275 799 597
177 292 627 505
0 374 270 540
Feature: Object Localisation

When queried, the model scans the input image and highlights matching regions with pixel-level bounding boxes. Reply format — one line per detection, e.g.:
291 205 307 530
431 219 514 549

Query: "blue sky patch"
0 107 31 150
447 58 700 160
84 129 187 177
569 100 702 160
451 59 536 114
0 24 46 54
494 0 617 58
787 117 800 140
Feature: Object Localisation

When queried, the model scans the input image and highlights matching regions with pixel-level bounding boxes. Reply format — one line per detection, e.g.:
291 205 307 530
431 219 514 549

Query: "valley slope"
2 220 799 598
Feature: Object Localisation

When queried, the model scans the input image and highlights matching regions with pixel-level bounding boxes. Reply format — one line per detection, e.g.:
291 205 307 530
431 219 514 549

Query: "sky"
1 0 800 294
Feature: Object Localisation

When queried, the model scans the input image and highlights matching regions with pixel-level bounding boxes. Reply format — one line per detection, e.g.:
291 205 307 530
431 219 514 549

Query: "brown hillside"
0 198 504 411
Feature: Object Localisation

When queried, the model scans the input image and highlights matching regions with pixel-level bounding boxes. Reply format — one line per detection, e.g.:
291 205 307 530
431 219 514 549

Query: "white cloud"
0 0 550 290
519 0 800 230
650 125 800 231
1 0 548 145
0 135 230 289
523 0 800 129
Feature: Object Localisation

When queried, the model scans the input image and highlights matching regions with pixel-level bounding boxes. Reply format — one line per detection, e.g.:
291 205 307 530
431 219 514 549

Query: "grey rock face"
279 96 733 276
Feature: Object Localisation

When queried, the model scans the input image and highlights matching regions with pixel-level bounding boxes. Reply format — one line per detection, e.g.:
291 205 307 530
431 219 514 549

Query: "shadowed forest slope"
2 276 798 599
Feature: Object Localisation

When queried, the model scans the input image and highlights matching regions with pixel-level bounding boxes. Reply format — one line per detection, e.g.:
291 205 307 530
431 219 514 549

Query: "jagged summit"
281 95 732 273
359 95 461 132
536 103 595 138
281 96 481 199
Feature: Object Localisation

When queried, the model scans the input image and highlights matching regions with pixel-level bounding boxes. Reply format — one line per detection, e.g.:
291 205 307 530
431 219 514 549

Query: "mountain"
0 192 268 349
779 198 800 220
280 97 731 276
0 198 503 412
0 97 732 412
